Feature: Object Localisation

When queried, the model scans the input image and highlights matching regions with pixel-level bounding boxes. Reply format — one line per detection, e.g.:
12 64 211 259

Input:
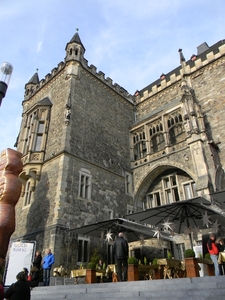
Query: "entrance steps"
31 276 225 300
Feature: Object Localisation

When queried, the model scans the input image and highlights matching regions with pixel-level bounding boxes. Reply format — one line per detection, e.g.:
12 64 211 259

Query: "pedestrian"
32 250 42 270
0 274 4 300
4 271 30 300
216 238 225 275
42 248 55 286
113 232 128 282
207 233 220 276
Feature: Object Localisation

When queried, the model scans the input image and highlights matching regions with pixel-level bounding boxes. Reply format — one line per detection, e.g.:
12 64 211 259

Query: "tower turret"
65 30 85 63
24 71 39 100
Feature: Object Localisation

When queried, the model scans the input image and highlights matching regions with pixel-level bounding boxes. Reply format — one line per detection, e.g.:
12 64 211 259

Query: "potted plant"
151 258 163 279
127 257 139 281
86 249 100 284
184 249 200 278
204 253 214 276
86 262 96 284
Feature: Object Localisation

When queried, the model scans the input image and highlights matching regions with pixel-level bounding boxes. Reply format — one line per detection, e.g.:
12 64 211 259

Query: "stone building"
14 32 134 267
13 32 225 266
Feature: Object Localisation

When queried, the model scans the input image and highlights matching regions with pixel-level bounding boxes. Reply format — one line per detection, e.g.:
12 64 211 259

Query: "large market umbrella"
123 197 225 248
67 217 172 243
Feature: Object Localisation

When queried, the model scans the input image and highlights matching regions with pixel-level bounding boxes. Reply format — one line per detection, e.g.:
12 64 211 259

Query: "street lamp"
0 62 13 106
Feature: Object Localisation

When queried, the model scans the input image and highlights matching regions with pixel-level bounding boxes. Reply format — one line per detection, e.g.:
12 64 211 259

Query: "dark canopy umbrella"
68 218 172 242
123 197 225 248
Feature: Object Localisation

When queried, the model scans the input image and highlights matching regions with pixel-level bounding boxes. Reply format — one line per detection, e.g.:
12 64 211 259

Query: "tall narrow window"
78 169 92 199
133 131 147 160
125 172 132 194
162 174 180 204
34 121 44 151
24 180 33 207
78 238 89 263
183 181 197 199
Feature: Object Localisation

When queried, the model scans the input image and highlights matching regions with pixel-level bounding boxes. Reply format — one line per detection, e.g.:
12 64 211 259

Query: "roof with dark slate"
37 97 52 106
27 72 39 85
65 31 85 51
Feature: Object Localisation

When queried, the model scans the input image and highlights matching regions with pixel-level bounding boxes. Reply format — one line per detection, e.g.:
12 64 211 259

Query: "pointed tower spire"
24 69 40 100
27 69 40 85
65 29 85 62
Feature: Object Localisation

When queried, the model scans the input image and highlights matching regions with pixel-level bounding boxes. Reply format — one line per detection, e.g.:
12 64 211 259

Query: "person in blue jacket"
42 249 55 286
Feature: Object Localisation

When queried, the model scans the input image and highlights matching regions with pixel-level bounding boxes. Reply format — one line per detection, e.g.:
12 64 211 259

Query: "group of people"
207 233 225 276
0 248 55 300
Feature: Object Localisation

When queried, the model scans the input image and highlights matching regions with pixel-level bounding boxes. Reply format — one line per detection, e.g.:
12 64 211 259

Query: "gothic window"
168 113 185 145
145 191 161 209
22 108 49 155
133 131 147 160
78 169 92 199
78 237 89 263
149 122 165 153
162 174 180 204
182 181 197 199
23 179 33 207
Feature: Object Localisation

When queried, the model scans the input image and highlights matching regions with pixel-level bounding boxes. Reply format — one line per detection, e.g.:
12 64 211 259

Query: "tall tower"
13 31 134 267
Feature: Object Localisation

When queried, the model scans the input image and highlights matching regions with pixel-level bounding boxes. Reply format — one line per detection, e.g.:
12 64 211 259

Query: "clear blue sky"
0 0 224 152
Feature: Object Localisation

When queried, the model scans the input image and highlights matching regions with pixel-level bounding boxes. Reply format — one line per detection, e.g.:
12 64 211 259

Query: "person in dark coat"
4 271 30 300
32 250 42 270
113 232 129 282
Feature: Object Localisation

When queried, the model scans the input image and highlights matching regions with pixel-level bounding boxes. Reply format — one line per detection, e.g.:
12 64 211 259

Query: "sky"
0 0 224 152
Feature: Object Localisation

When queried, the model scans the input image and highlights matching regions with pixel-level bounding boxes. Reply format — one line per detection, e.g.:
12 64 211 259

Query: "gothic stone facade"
13 33 225 266
14 33 134 267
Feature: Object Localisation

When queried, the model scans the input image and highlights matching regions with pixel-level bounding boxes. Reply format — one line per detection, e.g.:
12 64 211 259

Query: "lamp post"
0 62 13 107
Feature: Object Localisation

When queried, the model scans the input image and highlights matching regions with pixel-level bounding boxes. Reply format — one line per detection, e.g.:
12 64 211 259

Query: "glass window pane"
34 135 42 151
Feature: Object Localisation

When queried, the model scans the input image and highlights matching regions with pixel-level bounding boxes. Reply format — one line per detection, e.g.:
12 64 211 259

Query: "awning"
67 218 172 242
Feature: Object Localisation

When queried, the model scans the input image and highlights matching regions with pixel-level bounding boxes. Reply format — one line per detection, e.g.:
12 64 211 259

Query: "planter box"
185 258 200 278
128 264 139 281
85 269 96 284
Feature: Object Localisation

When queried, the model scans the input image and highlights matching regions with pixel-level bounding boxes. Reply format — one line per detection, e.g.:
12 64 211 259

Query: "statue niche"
0 148 23 266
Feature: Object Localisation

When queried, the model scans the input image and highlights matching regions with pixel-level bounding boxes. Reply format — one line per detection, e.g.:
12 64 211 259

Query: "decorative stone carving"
0 148 23 266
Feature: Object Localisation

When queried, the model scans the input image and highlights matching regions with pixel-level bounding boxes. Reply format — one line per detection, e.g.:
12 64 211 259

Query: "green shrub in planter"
127 257 138 264
205 253 211 260
152 258 158 265
87 262 96 270
184 249 195 258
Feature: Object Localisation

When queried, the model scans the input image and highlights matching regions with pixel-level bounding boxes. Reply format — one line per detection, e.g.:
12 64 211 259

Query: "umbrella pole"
189 232 193 249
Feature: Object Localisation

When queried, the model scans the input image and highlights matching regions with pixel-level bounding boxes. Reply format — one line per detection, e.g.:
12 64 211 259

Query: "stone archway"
134 162 197 210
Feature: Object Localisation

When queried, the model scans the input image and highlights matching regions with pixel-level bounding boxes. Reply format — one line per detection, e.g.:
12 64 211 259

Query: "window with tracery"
167 113 185 145
22 107 50 155
133 131 147 160
149 122 165 153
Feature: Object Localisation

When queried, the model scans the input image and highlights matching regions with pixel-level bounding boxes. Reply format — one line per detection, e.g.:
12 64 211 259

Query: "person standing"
207 233 220 276
42 249 55 286
4 271 30 300
33 250 42 270
113 232 128 282
216 238 225 275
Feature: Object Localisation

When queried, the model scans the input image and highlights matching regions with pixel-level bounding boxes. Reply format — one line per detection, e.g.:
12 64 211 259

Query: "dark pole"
0 62 13 107
0 81 8 106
